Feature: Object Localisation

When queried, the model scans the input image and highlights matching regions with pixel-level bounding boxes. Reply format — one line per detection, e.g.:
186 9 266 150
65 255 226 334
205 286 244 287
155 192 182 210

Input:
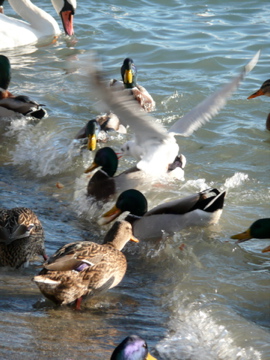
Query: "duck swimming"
90 52 260 178
110 57 156 112
231 218 270 253
0 55 46 119
75 113 127 151
247 79 270 130
84 147 146 201
33 220 139 310
0 0 76 51
98 188 226 240
111 335 157 360
0 207 47 268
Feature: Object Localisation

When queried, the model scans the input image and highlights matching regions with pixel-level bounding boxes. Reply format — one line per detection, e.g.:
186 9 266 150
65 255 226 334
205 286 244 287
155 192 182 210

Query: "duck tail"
203 190 226 213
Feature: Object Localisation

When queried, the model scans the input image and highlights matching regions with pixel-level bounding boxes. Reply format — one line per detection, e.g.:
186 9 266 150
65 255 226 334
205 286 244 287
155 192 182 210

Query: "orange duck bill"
247 89 265 99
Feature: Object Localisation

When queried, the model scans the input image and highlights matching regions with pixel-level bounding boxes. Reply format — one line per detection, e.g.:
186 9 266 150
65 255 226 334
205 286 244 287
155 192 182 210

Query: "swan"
0 0 76 51
89 51 260 177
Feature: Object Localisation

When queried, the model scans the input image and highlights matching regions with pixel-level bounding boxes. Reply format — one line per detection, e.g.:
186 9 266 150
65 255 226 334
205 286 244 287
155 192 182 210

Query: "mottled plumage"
33 220 139 309
247 79 270 130
0 207 46 268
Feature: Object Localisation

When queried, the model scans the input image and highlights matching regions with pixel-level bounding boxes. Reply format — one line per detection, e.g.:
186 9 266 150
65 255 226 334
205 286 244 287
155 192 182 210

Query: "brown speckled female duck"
248 79 270 130
33 220 139 310
0 207 46 268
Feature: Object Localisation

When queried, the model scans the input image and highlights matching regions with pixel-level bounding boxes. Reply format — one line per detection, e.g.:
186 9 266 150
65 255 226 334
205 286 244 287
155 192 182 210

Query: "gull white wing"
169 50 260 136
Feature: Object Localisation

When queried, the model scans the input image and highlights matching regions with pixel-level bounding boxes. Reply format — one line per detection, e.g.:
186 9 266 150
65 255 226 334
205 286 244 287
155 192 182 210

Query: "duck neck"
8 0 60 35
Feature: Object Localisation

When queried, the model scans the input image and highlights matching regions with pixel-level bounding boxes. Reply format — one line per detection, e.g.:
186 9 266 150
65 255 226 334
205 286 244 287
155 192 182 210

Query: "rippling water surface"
0 0 270 359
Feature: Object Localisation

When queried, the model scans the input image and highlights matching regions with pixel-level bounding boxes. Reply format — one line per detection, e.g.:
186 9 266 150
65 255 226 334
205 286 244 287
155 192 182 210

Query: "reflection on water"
0 0 270 359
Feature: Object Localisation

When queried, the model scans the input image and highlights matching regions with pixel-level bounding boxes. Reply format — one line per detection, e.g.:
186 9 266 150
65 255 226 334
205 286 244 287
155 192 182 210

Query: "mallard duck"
0 0 76 51
98 188 226 240
84 147 146 201
90 52 259 178
75 113 127 151
0 207 47 268
0 0 4 14
247 79 270 130
231 218 270 253
110 57 156 112
111 335 157 360
0 55 46 119
33 220 139 310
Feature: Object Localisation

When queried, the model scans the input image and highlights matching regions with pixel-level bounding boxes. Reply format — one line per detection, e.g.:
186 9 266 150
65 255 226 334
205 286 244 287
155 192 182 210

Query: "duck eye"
127 145 129 151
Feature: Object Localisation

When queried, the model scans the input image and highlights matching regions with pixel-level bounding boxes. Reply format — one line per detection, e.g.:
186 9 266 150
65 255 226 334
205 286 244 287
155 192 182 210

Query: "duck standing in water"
231 218 270 252
111 335 157 360
0 207 47 268
0 55 46 119
247 79 270 130
33 221 139 310
98 188 226 240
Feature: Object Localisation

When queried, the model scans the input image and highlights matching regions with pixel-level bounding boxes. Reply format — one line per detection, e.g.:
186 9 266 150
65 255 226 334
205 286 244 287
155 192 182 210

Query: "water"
0 0 270 359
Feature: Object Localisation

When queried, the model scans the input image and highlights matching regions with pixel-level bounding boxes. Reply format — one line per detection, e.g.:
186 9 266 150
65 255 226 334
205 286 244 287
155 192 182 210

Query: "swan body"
0 0 76 51
90 51 260 177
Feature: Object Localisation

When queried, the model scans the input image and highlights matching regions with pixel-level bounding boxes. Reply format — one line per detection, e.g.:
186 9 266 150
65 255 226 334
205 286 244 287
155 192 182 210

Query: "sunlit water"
0 0 270 359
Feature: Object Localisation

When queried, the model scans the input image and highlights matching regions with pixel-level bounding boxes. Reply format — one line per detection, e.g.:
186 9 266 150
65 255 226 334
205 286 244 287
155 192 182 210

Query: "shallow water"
0 0 269 359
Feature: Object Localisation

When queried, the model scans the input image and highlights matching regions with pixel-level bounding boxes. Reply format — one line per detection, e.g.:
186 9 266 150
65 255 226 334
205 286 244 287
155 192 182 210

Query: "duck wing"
169 51 260 136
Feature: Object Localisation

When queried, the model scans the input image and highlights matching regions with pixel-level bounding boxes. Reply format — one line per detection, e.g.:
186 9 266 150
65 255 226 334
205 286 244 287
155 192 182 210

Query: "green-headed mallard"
0 55 46 119
231 218 270 253
75 113 127 151
110 57 156 113
111 335 157 360
247 79 270 130
33 220 139 309
0 207 47 268
0 0 76 51
98 188 226 240
84 147 146 201
90 52 259 178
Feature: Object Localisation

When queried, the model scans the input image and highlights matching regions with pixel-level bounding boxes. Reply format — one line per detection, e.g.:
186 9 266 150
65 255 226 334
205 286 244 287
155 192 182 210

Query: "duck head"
111 334 157 360
121 58 138 89
247 79 270 99
0 55 11 90
231 218 270 253
98 189 148 225
84 147 118 177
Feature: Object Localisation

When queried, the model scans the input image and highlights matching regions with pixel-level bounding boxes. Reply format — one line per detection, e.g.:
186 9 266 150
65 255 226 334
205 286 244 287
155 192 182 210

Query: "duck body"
0 207 46 268
33 221 139 308
247 79 270 130
0 55 46 119
111 335 157 360
99 188 226 240
91 52 259 178
231 218 270 253
110 57 156 113
85 147 147 201
0 0 76 51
